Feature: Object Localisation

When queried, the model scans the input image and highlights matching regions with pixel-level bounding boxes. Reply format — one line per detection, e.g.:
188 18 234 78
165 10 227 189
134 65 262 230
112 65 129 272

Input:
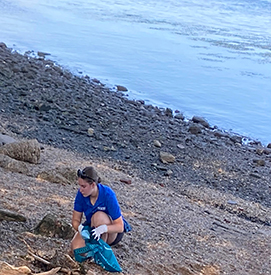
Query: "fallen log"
0 208 26 222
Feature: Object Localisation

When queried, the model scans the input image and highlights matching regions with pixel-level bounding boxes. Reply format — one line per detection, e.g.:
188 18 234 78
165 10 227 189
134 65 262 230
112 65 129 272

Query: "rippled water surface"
0 0 271 144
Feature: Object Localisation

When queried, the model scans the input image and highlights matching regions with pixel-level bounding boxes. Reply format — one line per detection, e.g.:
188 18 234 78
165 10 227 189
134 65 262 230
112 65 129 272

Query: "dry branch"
18 237 35 253
34 267 61 275
28 251 51 265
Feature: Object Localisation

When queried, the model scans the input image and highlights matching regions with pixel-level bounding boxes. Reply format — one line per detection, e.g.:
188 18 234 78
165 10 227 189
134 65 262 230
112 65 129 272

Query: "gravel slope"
1 42 271 274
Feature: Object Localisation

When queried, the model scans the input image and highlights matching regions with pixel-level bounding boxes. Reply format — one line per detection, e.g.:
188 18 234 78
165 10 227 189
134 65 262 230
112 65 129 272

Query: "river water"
0 0 271 144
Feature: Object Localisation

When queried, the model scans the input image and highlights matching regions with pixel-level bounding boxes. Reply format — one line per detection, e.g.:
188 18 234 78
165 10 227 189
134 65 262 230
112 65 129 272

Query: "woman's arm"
72 210 83 231
107 216 124 233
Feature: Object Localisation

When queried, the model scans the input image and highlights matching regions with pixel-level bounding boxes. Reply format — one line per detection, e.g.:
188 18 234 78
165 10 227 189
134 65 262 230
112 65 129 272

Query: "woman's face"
78 178 95 197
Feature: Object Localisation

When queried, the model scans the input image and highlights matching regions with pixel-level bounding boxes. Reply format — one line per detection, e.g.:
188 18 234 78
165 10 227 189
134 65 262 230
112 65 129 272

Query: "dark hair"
77 166 101 184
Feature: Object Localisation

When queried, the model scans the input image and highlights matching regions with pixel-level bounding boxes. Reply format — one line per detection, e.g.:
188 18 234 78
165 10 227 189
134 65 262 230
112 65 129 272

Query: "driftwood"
19 237 52 265
0 208 26 222
0 262 61 275
0 261 31 275
17 237 81 275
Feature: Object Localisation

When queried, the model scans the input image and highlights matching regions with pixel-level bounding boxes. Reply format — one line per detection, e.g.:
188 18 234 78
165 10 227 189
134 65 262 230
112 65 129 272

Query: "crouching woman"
71 166 125 252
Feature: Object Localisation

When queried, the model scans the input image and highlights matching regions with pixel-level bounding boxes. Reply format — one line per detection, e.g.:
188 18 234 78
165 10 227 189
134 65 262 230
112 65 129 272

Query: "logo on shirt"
97 206 106 211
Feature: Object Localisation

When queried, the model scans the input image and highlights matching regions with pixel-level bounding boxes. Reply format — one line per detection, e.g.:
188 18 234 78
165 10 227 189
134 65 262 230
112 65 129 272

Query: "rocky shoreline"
1 42 271 209
1 42 271 274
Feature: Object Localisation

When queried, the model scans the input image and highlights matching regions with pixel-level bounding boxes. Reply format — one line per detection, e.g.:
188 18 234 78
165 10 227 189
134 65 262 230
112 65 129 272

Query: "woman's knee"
91 211 112 227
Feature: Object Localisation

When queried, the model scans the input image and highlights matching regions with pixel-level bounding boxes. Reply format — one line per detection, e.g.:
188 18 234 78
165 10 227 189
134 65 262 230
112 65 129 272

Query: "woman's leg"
91 211 118 245
71 231 85 251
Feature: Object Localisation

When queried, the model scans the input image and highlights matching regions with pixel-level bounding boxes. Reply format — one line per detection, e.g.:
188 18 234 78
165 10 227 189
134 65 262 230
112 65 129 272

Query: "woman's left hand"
91 224 108 240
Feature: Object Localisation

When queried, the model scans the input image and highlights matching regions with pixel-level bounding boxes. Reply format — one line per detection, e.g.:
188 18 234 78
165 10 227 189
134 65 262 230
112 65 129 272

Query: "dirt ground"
1 133 271 275
1 42 271 274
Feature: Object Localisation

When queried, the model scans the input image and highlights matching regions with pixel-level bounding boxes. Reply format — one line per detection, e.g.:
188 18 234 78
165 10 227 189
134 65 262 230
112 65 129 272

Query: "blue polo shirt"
74 183 122 224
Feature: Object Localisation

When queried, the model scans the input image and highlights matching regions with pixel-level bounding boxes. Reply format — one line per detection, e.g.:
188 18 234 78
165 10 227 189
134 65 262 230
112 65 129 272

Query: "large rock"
0 154 29 174
57 166 77 183
0 134 17 145
116 85 128 92
37 167 76 185
192 116 210 128
160 151 176 164
153 140 162 147
34 214 74 239
188 125 202 135
0 139 40 164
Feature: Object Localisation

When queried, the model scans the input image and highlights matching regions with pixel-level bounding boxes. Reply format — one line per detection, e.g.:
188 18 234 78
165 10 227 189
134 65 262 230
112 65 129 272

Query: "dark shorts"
109 231 124 246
